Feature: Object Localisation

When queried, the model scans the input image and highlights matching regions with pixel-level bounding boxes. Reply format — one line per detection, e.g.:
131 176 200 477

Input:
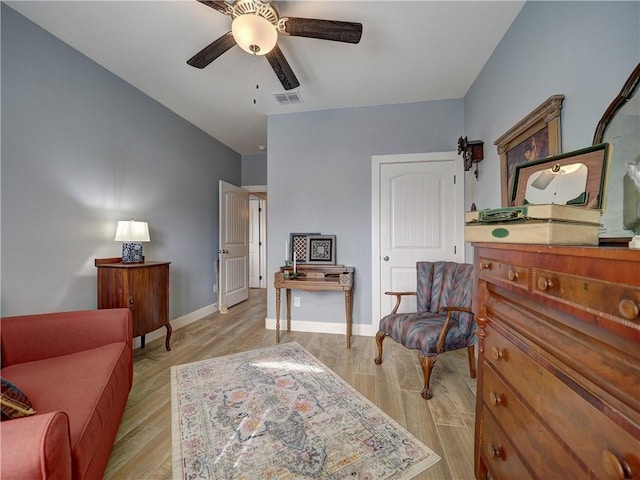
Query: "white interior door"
219 181 249 309
372 153 464 322
249 198 266 288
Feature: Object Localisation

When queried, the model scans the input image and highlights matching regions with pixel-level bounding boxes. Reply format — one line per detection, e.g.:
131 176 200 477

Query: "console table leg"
345 290 353 349
286 289 292 333
275 288 281 343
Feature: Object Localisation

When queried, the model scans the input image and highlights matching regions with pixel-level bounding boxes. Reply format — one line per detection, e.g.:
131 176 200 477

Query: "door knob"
218 249 230 254
383 256 389 261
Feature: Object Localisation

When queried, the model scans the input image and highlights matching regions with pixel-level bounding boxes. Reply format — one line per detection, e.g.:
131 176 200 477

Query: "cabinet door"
97 268 128 309
129 265 168 338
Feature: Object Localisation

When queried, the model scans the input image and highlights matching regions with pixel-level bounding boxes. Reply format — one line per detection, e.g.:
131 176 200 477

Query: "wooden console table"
274 265 355 348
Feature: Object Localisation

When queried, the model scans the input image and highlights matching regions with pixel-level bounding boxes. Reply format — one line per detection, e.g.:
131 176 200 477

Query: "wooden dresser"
96 258 172 351
473 243 639 480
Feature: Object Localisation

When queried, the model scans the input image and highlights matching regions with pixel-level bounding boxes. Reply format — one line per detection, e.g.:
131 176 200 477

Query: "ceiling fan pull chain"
253 52 259 105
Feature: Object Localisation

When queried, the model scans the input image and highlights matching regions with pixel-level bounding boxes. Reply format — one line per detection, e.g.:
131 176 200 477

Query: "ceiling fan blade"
187 32 236 69
266 44 300 91
196 0 231 15
282 17 362 44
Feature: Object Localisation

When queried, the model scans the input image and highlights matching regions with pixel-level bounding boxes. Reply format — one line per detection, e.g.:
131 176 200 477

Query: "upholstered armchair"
374 261 476 400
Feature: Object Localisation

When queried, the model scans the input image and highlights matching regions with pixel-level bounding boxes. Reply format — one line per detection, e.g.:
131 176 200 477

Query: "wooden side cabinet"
95 258 172 351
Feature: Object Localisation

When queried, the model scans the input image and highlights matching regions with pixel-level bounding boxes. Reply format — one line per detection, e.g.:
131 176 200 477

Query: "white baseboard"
264 317 377 338
133 303 218 349
134 305 379 349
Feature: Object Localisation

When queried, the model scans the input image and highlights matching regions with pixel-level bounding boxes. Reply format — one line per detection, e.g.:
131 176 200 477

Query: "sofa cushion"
1 341 131 479
1 377 37 420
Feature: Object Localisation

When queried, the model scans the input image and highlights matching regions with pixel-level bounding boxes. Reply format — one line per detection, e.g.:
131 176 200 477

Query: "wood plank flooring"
104 288 477 479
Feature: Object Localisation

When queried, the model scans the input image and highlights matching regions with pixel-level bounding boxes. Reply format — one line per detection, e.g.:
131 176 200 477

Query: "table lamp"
114 218 150 263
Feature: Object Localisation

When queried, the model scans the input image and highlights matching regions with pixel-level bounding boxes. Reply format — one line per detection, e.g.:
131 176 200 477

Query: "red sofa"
1 309 133 480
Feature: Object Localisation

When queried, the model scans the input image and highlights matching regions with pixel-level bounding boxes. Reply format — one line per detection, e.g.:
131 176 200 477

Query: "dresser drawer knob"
490 391 503 406
480 261 492 271
537 277 554 291
618 299 639 320
602 450 633 479
491 347 505 361
507 269 519 281
488 444 503 459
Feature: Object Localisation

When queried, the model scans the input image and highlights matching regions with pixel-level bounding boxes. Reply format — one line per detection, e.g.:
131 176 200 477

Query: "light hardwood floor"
104 288 477 479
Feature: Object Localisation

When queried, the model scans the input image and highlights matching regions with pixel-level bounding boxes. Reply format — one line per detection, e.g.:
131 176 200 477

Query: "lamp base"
121 242 144 263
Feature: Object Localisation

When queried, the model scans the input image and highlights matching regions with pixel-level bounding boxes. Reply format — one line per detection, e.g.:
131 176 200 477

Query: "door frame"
371 152 464 328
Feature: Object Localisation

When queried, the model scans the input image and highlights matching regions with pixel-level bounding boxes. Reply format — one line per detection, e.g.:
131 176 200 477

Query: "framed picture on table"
306 235 336 265
494 95 564 206
289 232 320 263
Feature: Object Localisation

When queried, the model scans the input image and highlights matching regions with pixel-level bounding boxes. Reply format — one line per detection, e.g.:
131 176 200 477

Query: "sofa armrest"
0 411 72 480
1 309 132 366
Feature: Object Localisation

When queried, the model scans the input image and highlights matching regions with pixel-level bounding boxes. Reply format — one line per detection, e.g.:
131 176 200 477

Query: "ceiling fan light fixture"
232 14 277 55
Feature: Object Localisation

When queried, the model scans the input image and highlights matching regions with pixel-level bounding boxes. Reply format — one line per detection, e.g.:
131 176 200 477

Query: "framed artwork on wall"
289 232 320 263
494 94 564 206
306 235 337 264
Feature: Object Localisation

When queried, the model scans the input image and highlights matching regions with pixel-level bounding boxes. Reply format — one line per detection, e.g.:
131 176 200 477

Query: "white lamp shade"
114 220 150 242
232 14 277 55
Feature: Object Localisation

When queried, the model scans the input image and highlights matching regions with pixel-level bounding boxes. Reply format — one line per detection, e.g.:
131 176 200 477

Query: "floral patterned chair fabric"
374 261 477 400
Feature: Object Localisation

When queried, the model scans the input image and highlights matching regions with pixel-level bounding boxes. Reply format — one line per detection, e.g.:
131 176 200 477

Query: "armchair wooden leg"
467 344 477 378
419 353 438 400
374 331 386 365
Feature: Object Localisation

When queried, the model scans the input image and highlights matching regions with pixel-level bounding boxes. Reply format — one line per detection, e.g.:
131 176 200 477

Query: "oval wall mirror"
593 63 640 243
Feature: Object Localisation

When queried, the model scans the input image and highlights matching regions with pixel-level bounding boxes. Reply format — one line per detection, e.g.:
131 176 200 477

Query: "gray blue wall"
465 1 640 212
241 153 267 186
265 1 639 333
267 100 464 329
1 4 241 318
3 1 638 338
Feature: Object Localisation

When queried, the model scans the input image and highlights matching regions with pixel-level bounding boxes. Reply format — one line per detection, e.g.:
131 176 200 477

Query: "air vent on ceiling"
273 92 303 105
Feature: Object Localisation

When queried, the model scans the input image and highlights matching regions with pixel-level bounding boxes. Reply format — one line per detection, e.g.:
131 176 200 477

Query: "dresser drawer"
533 267 640 324
483 325 541 407
480 410 532 480
536 360 640 479
482 364 586 479
484 325 640 479
478 257 529 291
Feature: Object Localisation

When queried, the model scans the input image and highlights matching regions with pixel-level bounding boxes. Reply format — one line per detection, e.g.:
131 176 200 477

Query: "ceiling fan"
187 0 363 90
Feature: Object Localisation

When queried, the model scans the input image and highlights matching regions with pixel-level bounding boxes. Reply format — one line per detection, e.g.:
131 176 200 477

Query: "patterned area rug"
171 342 440 479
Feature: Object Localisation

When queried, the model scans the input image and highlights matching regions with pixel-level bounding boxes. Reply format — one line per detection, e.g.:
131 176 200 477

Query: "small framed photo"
290 232 320 263
306 235 336 264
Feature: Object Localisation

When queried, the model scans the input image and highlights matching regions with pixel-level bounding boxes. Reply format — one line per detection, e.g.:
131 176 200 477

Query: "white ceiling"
6 0 525 155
